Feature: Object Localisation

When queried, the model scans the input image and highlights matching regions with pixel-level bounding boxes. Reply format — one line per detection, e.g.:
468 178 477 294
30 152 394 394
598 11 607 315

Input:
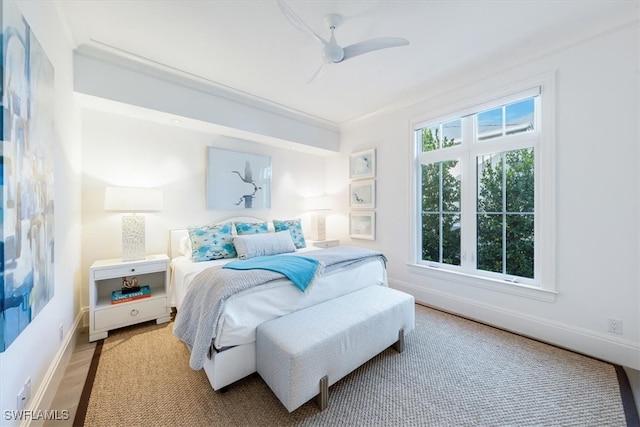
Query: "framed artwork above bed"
206 148 271 210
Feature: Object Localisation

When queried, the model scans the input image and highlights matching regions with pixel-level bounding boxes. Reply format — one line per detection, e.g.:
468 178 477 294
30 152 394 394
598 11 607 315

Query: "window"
413 82 555 293
476 147 534 279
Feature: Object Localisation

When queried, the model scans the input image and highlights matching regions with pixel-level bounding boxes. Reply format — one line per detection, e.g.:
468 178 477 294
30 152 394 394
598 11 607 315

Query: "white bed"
169 218 388 390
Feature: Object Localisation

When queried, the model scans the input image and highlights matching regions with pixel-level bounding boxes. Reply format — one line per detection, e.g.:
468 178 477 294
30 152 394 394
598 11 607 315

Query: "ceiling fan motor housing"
323 14 345 63
323 44 344 63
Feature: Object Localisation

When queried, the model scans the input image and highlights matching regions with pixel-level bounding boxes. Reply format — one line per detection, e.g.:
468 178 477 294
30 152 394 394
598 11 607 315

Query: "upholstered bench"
256 285 415 412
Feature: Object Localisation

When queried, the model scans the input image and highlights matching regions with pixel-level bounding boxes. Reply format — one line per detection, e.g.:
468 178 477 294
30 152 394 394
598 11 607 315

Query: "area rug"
75 304 638 426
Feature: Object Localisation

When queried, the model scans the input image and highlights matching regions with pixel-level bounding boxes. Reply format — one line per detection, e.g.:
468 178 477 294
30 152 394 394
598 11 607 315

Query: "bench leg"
316 375 328 411
392 328 405 353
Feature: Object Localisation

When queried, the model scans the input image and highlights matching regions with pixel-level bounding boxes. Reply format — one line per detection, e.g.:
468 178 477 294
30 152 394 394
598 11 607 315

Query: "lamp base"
310 212 326 241
122 215 146 261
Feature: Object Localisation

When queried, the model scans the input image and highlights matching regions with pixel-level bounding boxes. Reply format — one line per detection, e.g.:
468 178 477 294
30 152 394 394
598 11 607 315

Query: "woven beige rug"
77 304 634 426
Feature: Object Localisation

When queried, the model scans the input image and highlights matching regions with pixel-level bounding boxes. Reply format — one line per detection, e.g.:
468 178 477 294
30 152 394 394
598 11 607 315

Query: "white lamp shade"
105 187 163 212
304 195 330 212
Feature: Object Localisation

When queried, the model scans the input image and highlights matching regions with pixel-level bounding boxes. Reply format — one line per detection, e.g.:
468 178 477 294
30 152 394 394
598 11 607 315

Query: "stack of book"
111 285 152 304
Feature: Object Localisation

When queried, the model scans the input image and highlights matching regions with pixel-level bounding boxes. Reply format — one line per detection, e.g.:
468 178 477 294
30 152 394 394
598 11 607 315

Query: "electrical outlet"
16 391 26 411
59 324 64 342
608 318 622 334
16 377 32 410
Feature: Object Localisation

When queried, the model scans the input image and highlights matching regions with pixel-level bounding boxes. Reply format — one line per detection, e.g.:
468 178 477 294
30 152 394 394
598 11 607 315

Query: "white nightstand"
89 254 171 342
312 240 340 248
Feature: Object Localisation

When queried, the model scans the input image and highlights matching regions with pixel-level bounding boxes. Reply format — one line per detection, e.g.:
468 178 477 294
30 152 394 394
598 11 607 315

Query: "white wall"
80 109 327 310
330 23 640 369
0 1 82 424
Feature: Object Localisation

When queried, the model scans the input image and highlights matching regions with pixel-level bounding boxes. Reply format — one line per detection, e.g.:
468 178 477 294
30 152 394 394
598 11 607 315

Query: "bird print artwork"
232 161 262 208
353 156 370 175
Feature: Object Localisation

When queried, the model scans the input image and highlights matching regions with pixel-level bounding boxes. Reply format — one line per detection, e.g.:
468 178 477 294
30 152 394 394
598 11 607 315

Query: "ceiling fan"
276 0 410 82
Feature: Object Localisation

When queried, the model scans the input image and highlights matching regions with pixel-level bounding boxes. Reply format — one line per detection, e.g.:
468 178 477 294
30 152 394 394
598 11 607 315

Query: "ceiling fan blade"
307 63 327 83
342 37 409 61
277 0 328 47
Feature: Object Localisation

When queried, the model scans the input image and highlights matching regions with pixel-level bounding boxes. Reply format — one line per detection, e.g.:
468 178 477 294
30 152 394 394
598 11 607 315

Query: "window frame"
409 73 556 301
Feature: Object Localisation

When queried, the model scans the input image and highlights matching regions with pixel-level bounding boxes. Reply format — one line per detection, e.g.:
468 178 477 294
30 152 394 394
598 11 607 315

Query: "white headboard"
169 216 272 259
169 229 189 260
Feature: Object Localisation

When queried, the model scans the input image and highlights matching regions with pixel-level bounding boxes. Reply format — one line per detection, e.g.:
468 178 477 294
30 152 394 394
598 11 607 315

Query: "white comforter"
174 246 389 370
171 249 387 350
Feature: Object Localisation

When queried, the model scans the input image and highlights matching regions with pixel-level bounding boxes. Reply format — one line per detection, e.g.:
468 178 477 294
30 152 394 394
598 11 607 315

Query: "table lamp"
105 186 163 261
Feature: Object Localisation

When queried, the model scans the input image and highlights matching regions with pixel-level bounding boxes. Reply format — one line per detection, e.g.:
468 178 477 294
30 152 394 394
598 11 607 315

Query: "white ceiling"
58 0 638 124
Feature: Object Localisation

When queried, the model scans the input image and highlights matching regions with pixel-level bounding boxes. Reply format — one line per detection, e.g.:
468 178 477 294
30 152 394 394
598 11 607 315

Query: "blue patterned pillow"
235 221 269 235
273 218 306 249
188 222 237 262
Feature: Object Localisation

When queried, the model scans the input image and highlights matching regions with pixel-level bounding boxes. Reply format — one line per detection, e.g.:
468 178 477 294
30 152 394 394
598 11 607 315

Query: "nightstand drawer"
93 262 166 280
94 297 168 330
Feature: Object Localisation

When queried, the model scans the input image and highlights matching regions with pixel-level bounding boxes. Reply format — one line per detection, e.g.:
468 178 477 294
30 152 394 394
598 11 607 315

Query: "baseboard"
390 279 640 370
23 309 87 427
81 305 89 328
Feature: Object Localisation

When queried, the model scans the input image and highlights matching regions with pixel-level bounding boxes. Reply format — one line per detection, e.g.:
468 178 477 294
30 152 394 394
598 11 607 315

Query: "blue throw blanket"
223 255 321 292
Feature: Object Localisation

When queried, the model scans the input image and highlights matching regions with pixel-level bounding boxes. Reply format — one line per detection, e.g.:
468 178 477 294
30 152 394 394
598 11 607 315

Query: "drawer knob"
130 268 136 272
130 309 139 317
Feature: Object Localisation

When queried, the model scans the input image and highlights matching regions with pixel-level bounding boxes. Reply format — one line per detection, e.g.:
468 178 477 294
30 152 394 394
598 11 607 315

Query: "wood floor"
44 329 96 427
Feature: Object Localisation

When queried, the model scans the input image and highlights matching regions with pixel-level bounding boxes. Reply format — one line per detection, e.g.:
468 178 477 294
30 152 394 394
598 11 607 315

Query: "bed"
170 216 388 391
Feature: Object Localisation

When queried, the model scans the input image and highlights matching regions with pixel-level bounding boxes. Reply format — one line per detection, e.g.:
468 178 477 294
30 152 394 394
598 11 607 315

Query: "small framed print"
349 180 375 209
350 212 375 240
350 148 376 179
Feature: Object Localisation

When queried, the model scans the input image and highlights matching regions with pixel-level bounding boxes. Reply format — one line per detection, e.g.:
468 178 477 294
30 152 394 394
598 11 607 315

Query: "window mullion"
460 116 475 272
438 160 444 263
502 153 507 275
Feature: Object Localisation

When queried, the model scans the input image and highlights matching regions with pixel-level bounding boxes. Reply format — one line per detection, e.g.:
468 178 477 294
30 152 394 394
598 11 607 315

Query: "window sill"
407 263 557 303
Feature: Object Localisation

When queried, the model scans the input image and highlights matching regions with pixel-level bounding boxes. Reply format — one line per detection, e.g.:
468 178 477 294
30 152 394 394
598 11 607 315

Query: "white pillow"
233 231 296 260
179 235 192 258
